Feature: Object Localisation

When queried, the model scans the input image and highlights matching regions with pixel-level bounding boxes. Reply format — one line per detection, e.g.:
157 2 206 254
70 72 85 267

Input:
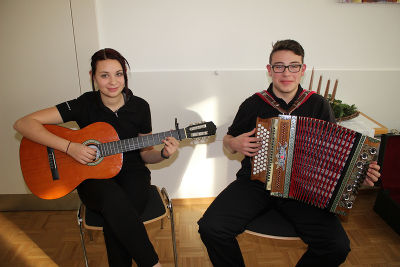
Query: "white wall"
1 0 98 195
94 0 400 198
0 0 80 194
95 0 400 71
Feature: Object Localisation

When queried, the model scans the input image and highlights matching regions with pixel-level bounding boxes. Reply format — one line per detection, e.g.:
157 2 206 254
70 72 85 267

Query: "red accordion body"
251 115 380 216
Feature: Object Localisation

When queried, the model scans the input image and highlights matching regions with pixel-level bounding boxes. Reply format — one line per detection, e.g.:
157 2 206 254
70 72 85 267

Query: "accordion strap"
256 90 315 115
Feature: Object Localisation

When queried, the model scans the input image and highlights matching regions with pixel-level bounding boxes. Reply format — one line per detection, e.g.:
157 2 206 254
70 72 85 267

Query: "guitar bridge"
47 147 60 180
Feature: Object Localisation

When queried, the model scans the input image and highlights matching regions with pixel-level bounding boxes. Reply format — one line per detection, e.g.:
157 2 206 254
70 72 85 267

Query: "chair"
245 206 350 240
245 209 300 240
373 134 400 235
77 185 178 267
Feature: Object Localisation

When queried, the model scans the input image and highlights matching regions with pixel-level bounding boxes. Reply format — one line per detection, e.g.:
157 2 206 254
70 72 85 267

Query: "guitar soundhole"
87 145 101 159
83 139 103 166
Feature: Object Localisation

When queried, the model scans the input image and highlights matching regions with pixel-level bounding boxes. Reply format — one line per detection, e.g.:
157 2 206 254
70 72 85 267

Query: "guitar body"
19 122 123 199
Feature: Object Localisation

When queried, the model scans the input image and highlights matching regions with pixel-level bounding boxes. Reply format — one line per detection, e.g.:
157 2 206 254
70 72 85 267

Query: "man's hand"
224 128 262 157
363 161 381 186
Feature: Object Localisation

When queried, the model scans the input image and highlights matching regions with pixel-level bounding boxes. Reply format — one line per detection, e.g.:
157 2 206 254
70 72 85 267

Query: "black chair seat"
84 184 167 228
245 209 300 240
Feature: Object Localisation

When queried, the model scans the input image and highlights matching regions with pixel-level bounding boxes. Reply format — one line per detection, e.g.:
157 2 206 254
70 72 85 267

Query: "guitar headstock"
184 121 217 139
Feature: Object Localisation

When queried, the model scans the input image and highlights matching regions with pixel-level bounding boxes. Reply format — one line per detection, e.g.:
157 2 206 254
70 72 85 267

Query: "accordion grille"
289 117 356 208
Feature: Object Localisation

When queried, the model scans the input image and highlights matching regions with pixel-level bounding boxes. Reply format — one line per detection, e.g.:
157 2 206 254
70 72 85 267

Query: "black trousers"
77 168 159 267
198 179 350 267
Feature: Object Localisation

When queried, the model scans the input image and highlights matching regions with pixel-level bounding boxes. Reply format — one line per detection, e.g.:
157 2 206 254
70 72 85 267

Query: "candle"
331 79 338 100
316 75 322 95
324 79 330 99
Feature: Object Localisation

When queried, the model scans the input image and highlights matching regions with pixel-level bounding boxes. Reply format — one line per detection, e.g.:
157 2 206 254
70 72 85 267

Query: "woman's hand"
139 134 180 164
161 136 180 158
66 142 97 165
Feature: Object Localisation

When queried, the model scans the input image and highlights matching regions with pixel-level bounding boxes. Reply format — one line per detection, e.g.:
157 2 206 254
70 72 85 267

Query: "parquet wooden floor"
0 190 399 267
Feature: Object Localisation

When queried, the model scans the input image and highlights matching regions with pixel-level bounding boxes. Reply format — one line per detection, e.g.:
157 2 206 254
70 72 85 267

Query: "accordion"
251 115 380 216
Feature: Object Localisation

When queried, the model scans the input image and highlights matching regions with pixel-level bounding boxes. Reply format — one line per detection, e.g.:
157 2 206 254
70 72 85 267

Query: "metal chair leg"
77 205 89 267
162 188 178 267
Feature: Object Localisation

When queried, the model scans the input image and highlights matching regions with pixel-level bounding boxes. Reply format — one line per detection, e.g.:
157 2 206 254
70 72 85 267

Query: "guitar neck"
98 128 186 157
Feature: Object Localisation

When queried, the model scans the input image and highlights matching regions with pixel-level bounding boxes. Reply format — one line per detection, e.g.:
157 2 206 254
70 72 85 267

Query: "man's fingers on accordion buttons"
247 151 258 157
368 168 380 178
249 139 262 145
367 176 376 185
368 162 380 171
247 145 261 152
367 171 379 182
249 144 261 150
249 136 260 141
370 163 380 172
364 179 374 187
248 147 260 153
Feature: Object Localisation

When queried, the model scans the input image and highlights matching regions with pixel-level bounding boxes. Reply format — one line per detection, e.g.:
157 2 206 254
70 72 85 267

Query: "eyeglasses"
270 64 303 73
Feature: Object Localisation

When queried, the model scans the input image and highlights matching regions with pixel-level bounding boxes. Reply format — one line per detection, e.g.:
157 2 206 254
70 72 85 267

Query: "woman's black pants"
77 169 158 267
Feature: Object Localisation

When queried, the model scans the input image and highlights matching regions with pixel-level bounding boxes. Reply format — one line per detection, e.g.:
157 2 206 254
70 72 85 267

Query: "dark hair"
90 48 131 92
269 39 305 64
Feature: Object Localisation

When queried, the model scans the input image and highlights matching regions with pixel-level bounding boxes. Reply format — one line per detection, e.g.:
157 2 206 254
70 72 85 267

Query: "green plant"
329 98 358 119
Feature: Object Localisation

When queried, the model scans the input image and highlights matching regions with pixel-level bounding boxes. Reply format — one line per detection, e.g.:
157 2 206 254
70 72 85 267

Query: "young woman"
14 48 179 267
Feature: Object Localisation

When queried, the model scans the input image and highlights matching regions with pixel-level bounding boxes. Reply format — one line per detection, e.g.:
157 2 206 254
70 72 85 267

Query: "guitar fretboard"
98 129 186 157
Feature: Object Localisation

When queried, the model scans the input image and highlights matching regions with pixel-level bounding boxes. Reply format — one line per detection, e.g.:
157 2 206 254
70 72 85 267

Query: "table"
338 112 388 137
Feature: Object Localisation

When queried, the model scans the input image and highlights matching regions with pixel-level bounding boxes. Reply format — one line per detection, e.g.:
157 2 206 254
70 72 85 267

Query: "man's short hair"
269 39 305 64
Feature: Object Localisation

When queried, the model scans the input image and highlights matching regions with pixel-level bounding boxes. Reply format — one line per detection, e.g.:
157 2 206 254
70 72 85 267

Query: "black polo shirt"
56 89 152 172
227 83 336 180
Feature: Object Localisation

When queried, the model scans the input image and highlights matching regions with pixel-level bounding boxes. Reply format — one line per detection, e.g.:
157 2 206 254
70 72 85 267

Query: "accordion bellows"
251 115 380 216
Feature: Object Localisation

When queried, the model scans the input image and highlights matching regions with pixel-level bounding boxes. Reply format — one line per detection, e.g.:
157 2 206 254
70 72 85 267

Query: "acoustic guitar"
19 121 216 199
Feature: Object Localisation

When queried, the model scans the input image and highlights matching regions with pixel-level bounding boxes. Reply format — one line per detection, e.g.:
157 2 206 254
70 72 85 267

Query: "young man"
197 39 381 267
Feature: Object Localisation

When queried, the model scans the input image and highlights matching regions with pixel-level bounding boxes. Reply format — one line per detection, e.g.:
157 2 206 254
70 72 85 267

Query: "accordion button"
369 148 377 155
356 161 363 168
361 153 368 160
346 202 353 209
347 185 353 192
343 194 349 201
